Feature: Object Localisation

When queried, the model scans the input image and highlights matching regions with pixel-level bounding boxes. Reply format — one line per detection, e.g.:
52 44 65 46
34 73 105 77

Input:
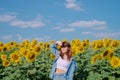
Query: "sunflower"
6 45 13 50
71 39 76 44
71 48 77 56
0 48 2 52
108 48 114 59
101 49 114 60
91 54 101 64
17 60 22 65
1 54 7 61
75 39 81 43
56 45 61 50
62 39 68 43
91 40 96 49
28 43 36 49
9 42 14 46
50 40 55 44
21 40 30 47
10 51 21 63
76 45 85 54
103 38 111 48
95 40 103 50
110 56 120 68
0 42 4 47
19 47 28 57
38 42 44 47
33 45 41 53
25 51 37 63
85 39 90 46
110 40 119 49
50 54 56 60
70 44 74 48
81 39 90 47
2 46 8 52
81 40 87 47
2 60 10 67
74 39 81 46
31 39 38 45
12 41 19 48
44 42 50 50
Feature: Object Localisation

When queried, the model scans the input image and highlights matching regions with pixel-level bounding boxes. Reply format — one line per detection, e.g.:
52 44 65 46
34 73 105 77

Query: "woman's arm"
50 41 62 58
68 60 77 80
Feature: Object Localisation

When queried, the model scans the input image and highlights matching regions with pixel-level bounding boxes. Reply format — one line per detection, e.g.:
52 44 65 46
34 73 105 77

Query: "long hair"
60 42 72 61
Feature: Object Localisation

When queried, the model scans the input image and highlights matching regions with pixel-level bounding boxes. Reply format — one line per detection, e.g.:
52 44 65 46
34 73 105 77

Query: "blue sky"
0 0 120 43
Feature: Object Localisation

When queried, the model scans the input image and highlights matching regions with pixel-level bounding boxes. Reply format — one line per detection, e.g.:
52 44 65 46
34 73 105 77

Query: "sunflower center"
103 50 108 57
114 60 119 65
13 54 19 60
29 54 35 59
3 47 7 52
112 41 117 47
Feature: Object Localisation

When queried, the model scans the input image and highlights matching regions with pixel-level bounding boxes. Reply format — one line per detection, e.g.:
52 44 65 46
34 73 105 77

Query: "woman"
49 41 77 80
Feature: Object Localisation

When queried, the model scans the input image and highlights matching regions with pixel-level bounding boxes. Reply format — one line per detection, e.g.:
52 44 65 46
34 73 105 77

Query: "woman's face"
61 46 69 54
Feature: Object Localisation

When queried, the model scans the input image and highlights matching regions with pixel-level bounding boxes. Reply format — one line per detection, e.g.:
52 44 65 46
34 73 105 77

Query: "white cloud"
65 0 83 11
0 14 45 28
52 26 75 32
52 26 62 30
0 14 16 22
94 32 120 38
1 35 13 40
60 28 75 32
52 22 76 32
0 34 51 42
1 34 23 42
82 31 120 39
10 19 45 28
69 20 107 30
93 26 107 30
81 31 93 35
34 36 51 42
6 12 17 15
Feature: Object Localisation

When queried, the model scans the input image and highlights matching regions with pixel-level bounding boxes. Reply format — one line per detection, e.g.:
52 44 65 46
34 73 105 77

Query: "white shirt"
56 57 70 71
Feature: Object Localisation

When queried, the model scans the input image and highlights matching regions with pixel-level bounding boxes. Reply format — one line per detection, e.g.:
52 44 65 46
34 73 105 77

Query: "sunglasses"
61 45 67 48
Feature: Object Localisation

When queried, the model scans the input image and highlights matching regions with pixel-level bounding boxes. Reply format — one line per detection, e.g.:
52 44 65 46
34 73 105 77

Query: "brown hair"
60 42 72 61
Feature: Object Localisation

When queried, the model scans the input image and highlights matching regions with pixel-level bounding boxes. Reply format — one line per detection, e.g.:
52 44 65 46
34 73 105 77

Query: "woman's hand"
55 41 62 46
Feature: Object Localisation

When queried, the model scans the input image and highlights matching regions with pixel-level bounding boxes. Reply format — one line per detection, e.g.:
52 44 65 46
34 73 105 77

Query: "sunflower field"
0 39 120 80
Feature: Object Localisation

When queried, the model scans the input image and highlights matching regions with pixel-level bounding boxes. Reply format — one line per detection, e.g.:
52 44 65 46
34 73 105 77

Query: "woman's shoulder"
70 57 76 63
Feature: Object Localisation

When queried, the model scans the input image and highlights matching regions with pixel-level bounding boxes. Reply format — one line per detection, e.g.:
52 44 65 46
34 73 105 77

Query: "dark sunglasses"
61 45 67 48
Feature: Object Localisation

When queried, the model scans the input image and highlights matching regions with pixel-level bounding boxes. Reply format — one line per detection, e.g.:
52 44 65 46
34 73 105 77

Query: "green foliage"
0 50 53 80
0 40 120 80
73 45 120 80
